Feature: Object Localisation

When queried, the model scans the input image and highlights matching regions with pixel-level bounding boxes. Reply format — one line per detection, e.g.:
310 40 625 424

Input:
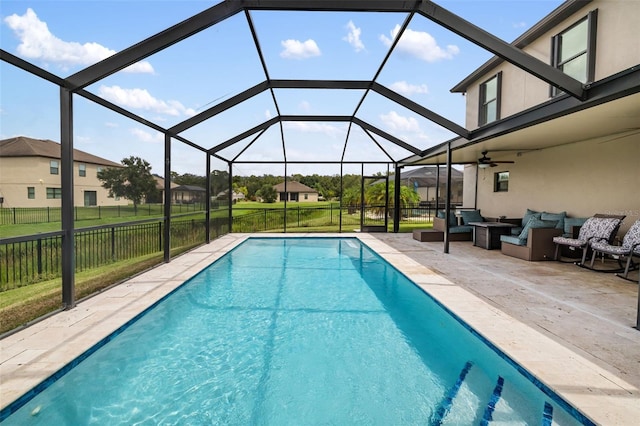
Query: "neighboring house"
420 0 639 234
150 174 179 204
387 166 464 205
173 185 206 204
273 181 319 202
0 136 128 208
216 190 245 203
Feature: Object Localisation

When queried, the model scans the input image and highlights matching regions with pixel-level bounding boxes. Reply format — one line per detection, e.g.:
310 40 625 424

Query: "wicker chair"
552 214 625 265
589 219 640 279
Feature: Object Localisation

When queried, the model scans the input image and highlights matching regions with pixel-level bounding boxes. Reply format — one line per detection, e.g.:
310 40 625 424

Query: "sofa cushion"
500 235 526 246
437 211 458 227
450 225 473 234
517 218 558 240
541 211 566 230
563 217 588 236
460 209 483 225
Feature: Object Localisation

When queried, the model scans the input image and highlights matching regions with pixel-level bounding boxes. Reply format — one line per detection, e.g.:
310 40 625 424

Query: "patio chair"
589 219 640 279
552 214 625 266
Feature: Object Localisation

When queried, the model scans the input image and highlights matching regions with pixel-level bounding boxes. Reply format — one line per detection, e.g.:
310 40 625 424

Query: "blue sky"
1 0 564 177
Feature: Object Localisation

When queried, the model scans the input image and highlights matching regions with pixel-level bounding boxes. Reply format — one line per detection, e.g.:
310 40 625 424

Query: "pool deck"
1 232 639 424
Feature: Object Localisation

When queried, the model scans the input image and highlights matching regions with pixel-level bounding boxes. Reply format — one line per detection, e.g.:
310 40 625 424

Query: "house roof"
152 175 179 190
0 136 122 167
174 184 206 192
273 181 317 193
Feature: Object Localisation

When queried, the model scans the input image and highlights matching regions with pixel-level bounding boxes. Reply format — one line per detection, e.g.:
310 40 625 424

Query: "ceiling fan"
477 151 514 168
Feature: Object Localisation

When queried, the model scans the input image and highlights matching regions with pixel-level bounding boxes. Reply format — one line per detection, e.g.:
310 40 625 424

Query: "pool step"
433 362 556 425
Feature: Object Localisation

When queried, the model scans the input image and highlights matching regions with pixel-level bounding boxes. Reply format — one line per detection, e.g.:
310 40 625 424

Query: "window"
551 11 597 96
494 172 509 192
478 72 501 126
50 160 59 175
46 187 62 199
79 164 86 177
27 187 35 199
304 194 308 200
97 167 103 176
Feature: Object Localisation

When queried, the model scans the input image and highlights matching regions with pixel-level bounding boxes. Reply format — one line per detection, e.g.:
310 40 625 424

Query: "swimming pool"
1 237 593 424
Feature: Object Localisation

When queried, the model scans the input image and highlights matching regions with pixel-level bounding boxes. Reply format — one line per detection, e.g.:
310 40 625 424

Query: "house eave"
450 0 593 93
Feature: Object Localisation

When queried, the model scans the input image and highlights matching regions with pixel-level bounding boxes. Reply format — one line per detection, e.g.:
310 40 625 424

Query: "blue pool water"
1 237 592 425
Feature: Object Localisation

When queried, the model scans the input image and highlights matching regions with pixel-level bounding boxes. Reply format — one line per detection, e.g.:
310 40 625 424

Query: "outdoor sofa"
500 218 563 261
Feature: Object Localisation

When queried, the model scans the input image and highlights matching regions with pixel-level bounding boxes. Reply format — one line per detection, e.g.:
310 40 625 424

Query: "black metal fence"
0 217 229 290
0 202 446 290
0 204 209 225
230 203 444 232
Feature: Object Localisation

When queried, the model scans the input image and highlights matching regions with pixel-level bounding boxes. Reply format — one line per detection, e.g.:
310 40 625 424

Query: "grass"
0 251 178 335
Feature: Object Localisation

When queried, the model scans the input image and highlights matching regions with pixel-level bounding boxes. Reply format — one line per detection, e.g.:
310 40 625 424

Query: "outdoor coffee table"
468 222 517 250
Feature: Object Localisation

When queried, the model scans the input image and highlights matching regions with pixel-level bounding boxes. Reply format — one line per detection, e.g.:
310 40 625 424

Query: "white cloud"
343 20 365 52
513 21 527 29
265 109 273 119
4 8 153 73
105 122 119 128
389 81 429 96
98 85 196 117
380 111 422 133
298 101 311 112
280 39 321 59
130 128 163 144
380 25 459 62
284 121 343 138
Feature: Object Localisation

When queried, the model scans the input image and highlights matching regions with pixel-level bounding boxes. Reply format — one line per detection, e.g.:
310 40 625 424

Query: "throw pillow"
518 218 558 240
522 209 540 227
460 209 483 225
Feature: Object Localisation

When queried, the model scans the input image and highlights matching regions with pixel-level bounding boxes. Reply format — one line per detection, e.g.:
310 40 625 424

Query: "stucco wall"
468 133 639 234
465 0 640 128
0 157 128 208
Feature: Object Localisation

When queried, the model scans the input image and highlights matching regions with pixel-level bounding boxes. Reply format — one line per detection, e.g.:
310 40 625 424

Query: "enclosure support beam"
205 154 211 243
444 143 453 254
60 88 76 310
393 164 401 233
163 135 172 263
228 163 233 232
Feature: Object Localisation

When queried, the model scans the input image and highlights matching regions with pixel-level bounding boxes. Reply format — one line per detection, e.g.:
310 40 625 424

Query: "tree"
257 184 277 203
98 156 158 212
365 182 420 216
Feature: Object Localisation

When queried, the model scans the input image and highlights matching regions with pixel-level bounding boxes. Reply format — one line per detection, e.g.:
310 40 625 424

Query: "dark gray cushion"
541 211 566 230
563 217 588 235
460 210 483 225
500 235 526 246
450 225 473 234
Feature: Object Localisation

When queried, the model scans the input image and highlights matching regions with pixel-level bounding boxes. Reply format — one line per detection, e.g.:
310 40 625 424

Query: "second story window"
551 11 597 97
50 160 59 175
478 72 501 126
79 164 86 177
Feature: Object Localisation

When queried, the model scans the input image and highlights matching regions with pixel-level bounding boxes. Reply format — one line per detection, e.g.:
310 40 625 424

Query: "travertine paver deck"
1 232 639 425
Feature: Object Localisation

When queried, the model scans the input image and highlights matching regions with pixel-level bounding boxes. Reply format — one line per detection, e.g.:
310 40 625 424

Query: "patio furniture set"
414 208 640 280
